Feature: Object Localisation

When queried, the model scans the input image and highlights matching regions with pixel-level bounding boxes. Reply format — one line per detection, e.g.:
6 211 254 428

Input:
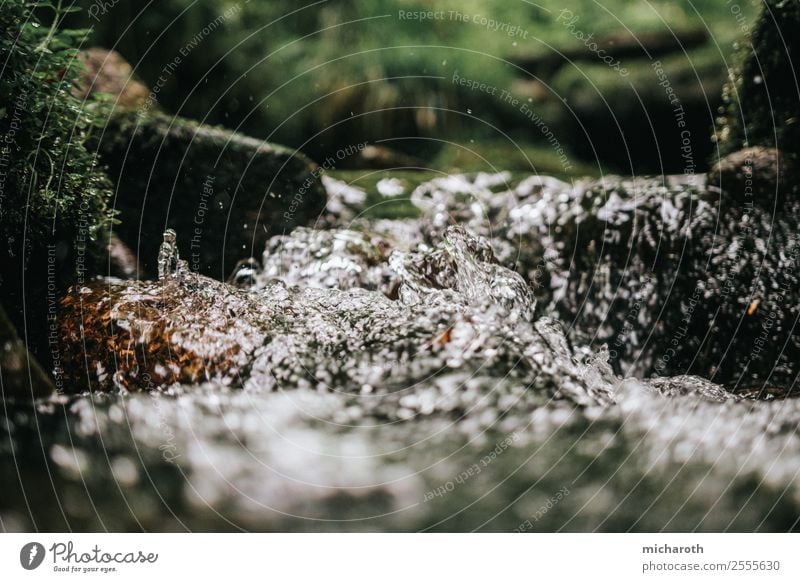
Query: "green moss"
715 0 800 156
0 0 114 358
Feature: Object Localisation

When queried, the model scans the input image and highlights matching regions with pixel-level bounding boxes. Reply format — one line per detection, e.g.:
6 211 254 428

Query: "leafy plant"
0 0 114 351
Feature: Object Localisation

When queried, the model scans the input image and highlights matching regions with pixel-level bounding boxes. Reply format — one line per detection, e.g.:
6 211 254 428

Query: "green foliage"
0 0 114 354
0 0 113 271
75 0 753 160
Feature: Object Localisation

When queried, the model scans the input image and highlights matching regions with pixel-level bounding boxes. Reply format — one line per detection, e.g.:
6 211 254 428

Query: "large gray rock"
408 171 800 391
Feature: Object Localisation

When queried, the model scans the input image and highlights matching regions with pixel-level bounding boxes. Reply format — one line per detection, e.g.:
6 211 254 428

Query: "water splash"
12 171 800 532
404 171 800 390
157 228 188 282
59 223 620 408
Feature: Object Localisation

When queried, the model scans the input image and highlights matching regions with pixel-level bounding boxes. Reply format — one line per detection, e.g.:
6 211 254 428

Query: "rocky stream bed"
2 0 800 533
2 168 800 532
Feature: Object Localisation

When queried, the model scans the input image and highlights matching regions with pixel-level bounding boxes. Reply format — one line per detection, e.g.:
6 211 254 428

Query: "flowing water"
1 172 799 532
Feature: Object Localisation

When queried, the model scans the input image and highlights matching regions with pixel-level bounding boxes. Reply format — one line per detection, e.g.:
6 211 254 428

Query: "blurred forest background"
65 0 758 175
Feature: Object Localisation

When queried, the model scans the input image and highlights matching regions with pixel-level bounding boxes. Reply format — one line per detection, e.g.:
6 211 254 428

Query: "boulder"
715 0 800 156
92 110 327 280
708 146 800 205
409 172 800 391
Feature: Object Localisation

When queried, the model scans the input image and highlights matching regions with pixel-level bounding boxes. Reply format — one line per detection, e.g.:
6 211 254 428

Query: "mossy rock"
709 146 800 206
715 0 800 157
550 46 725 173
93 110 327 279
511 26 709 78
537 176 800 389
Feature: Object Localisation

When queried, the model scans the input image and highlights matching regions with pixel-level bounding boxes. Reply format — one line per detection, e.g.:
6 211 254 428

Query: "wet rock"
0 304 54 399
226 257 263 289
645 376 735 403
410 172 800 390
708 146 800 205
716 0 800 156
93 110 327 280
76 48 150 109
59 274 266 391
57 227 615 408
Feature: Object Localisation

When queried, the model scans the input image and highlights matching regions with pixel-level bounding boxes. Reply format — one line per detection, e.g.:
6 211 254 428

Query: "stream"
2 171 799 532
